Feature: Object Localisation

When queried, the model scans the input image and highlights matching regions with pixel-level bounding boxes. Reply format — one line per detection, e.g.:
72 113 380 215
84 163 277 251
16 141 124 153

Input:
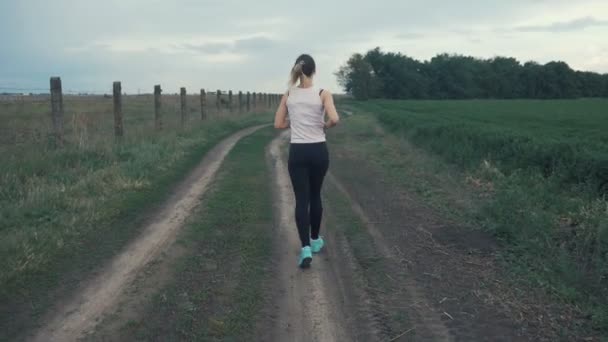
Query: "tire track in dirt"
328 173 454 342
30 125 267 342
267 132 354 342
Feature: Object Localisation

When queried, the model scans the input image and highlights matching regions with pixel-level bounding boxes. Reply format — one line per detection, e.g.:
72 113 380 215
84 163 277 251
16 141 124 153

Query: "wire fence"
0 78 281 148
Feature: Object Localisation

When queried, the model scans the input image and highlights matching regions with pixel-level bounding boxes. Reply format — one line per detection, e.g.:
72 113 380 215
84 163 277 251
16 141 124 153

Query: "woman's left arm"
274 93 289 129
321 90 340 128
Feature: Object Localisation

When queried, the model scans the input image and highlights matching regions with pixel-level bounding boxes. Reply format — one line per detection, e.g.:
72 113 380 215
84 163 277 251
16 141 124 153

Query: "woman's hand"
324 120 336 129
321 90 340 129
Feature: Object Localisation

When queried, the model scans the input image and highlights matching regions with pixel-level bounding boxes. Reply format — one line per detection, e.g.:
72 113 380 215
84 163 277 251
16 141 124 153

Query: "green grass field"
0 93 256 147
358 99 608 193
105 127 276 341
0 94 270 340
2 94 607 339
342 98 608 330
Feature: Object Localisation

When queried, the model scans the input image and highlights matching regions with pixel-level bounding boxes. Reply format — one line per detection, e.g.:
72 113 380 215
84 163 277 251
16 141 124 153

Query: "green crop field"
358 99 608 192
342 98 608 330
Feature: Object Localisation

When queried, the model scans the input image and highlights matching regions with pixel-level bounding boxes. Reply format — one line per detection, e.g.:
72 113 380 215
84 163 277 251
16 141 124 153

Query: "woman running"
274 54 340 268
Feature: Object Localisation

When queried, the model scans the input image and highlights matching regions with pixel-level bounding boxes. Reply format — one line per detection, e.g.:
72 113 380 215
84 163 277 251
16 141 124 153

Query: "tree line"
335 47 608 100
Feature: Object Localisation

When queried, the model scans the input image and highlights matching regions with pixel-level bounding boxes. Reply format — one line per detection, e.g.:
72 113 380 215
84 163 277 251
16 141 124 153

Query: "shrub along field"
346 98 608 330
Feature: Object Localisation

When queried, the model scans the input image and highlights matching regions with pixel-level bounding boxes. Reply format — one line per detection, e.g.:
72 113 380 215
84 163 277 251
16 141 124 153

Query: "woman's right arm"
274 93 289 129
321 90 340 129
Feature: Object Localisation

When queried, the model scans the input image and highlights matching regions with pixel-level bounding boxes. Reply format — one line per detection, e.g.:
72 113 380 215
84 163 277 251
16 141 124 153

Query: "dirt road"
267 131 356 342
266 131 454 341
265 125 542 341
30 125 266 342
29 122 563 341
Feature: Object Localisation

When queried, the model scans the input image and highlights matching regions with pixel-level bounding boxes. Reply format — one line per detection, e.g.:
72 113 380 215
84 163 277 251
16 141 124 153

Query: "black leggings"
288 142 329 247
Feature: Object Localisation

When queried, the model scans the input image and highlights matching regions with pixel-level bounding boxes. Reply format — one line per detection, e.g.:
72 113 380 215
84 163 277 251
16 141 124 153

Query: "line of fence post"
50 77 64 146
228 90 233 113
216 89 221 113
238 91 243 114
113 81 123 138
154 85 162 131
200 89 206 120
246 91 251 112
180 87 187 126
46 79 283 146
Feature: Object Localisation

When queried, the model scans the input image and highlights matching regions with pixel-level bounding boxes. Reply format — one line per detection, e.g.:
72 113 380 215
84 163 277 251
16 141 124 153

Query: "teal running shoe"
311 237 325 253
299 246 312 268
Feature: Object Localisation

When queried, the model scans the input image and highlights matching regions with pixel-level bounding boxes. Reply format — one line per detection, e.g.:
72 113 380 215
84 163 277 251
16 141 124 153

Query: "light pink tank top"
286 86 325 144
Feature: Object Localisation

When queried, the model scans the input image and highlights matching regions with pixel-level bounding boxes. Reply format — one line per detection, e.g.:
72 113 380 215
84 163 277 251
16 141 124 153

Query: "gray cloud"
516 16 608 32
1 0 607 93
235 37 276 51
179 42 233 54
395 32 425 40
177 36 278 55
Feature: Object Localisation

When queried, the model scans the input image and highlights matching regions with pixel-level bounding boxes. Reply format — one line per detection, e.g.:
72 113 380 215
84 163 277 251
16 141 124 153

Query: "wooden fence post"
216 89 221 113
252 92 257 110
228 90 233 113
246 91 251 112
154 85 162 131
238 91 243 113
50 77 64 146
113 81 123 138
180 87 187 126
200 89 206 120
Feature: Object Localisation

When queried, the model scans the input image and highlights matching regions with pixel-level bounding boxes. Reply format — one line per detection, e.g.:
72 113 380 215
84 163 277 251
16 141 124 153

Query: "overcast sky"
1 0 607 94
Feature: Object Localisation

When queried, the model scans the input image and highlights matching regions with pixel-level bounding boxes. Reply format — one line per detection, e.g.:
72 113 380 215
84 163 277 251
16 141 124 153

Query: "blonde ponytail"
289 61 305 86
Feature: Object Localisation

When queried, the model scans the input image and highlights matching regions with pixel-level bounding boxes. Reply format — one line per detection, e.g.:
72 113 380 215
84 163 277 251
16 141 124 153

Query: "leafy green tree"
336 48 607 100
335 53 378 100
